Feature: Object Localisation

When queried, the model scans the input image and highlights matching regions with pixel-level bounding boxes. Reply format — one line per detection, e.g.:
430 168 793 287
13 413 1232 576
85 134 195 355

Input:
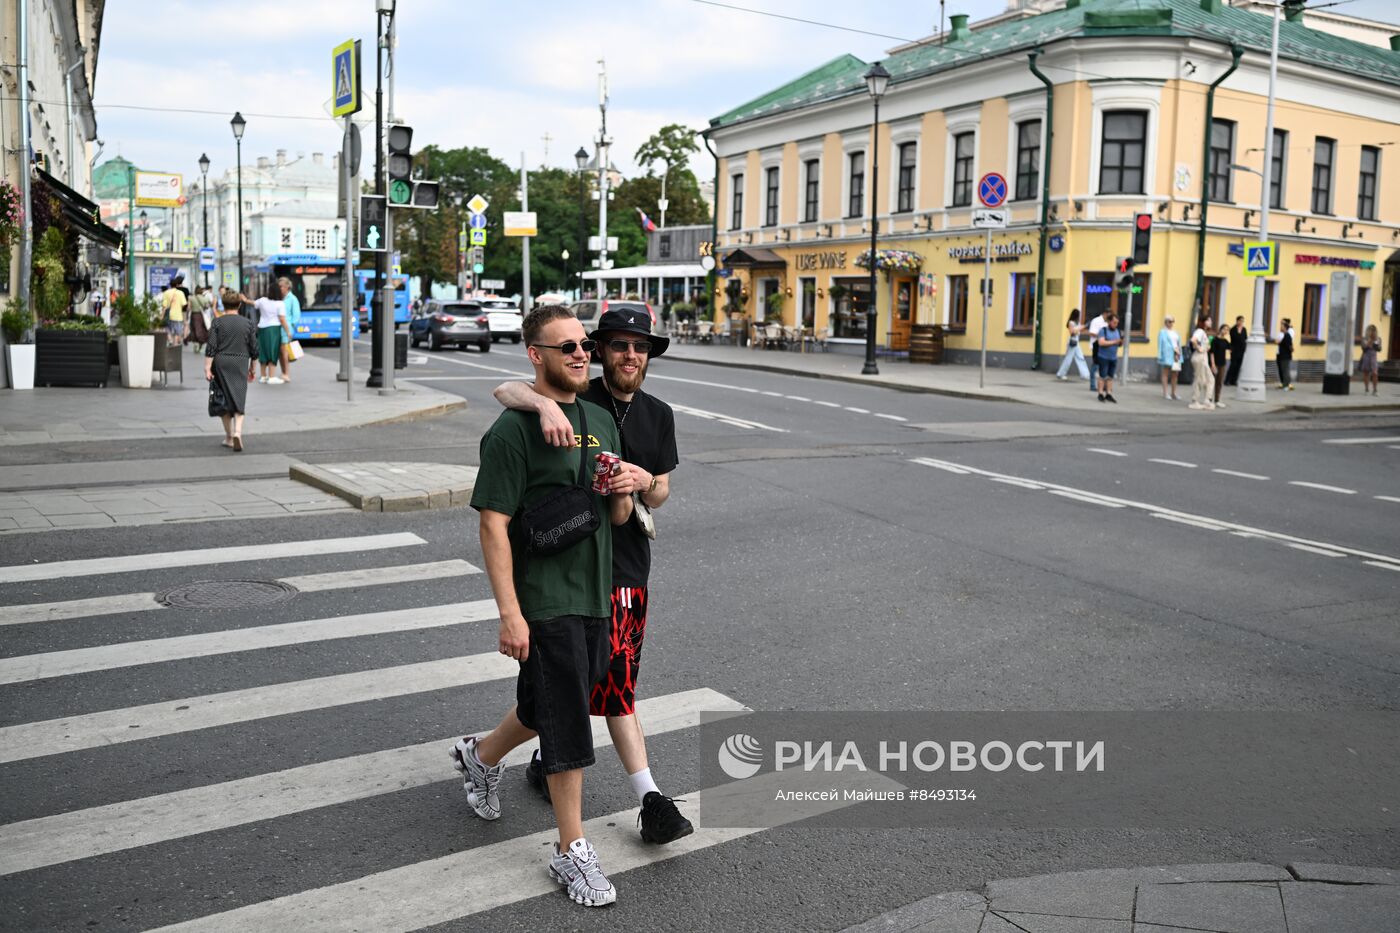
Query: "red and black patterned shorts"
589 586 648 717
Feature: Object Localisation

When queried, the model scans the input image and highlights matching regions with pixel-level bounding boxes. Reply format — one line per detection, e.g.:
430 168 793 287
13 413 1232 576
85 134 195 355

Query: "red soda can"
592 451 622 493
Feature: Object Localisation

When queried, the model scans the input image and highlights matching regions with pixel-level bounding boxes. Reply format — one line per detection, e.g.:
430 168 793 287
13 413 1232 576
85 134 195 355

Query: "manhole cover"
158 580 299 610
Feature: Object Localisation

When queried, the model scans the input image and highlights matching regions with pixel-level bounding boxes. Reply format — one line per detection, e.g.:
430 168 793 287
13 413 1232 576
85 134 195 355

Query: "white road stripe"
670 403 788 432
844 406 870 414
0 560 482 628
0 600 498 685
1288 481 1356 495
874 413 908 422
0 688 749 875
1152 513 1226 531
0 653 517 764
1087 448 1128 457
1286 543 1347 558
785 395 810 401
645 372 761 393
403 352 529 377
1364 560 1400 573
1375 495 1400 505
989 477 1045 490
1148 458 1197 469
0 532 425 585
1321 436 1400 445
812 400 841 408
1212 468 1270 481
761 390 784 397
1048 490 1126 508
910 457 969 475
146 771 900 933
400 375 523 381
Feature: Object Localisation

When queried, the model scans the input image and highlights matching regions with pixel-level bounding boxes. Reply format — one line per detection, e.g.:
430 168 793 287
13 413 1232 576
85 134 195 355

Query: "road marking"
0 532 425 585
785 394 810 401
1148 458 1197 469
909 456 1400 567
1087 448 1128 457
844 406 870 413
989 477 1045 490
761 390 784 397
1286 543 1347 558
645 372 761 393
1152 513 1226 531
874 413 909 422
144 770 900 933
1363 560 1400 573
404 352 530 377
400 375 523 381
1375 495 1400 505
1288 481 1356 495
671 403 789 432
0 688 748 876
0 653 518 764
0 560 481 628
1212 468 1270 481
1321 436 1400 445
0 599 499 686
1048 490 1126 508
812 400 842 408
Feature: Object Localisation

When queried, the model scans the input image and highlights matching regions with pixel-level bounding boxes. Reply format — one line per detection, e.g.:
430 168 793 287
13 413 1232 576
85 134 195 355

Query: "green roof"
91 156 139 199
709 0 1400 129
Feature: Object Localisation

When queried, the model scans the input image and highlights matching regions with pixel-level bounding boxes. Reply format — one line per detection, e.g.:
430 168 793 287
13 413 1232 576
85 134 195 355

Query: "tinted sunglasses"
606 338 652 355
532 339 597 355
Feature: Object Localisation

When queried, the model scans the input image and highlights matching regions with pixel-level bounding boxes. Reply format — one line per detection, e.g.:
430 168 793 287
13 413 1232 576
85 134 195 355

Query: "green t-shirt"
470 398 619 622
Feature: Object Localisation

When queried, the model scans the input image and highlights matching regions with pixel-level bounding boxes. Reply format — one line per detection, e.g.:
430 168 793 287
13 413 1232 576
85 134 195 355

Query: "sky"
90 0 1400 187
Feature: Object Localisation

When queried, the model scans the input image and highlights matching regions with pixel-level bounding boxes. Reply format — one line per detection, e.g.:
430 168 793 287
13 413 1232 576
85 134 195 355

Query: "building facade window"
800 277 817 327
1355 287 1370 341
1358 146 1379 221
1312 137 1335 215
847 152 865 218
1010 273 1035 333
1269 129 1287 209
1302 283 1325 338
730 173 744 230
896 142 917 213
764 166 780 227
947 275 969 331
1263 279 1278 338
951 132 975 206
306 228 327 252
1099 110 1147 194
1014 120 1041 201
1209 119 1235 202
280 227 293 249
831 277 870 338
804 159 820 223
1083 271 1149 336
658 233 671 258
1201 276 1225 323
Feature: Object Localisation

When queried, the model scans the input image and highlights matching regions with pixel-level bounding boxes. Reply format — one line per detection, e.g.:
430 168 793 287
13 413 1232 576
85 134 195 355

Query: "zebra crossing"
0 528 770 930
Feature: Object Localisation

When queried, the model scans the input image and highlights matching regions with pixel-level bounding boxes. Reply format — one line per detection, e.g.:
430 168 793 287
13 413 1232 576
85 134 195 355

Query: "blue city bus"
355 268 410 332
244 254 360 345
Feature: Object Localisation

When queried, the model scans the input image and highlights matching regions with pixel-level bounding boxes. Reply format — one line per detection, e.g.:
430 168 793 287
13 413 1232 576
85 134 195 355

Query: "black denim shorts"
514 614 610 774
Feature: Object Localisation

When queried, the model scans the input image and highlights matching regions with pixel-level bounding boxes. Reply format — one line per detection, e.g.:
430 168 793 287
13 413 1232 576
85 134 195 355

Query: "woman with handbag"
1157 315 1182 400
205 289 258 451
1055 309 1092 383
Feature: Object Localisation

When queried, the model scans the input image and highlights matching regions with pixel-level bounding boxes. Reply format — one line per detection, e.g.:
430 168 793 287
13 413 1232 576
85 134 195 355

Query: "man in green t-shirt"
454 304 637 909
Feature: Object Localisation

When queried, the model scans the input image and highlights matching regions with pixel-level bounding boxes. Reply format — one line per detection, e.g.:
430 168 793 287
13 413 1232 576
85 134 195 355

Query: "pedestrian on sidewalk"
455 304 638 909
1095 312 1122 403
1157 315 1182 400
1225 315 1248 386
493 307 693 847
277 277 301 383
1276 317 1296 390
1210 322 1230 409
1055 309 1092 383
160 274 189 347
1358 324 1382 396
205 292 258 452
247 282 290 385
1087 310 1107 394
1188 315 1216 410
187 286 211 352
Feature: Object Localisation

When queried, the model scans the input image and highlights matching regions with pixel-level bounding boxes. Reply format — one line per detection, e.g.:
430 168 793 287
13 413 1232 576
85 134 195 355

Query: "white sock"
629 767 660 803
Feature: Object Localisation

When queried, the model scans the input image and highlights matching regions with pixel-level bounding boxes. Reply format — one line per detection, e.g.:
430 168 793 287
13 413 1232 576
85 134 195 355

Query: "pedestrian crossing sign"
332 39 361 117
1244 241 1277 277
470 229 487 246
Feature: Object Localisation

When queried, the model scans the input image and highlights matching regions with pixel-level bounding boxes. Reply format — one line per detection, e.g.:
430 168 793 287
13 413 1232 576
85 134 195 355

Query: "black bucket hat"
588 307 669 358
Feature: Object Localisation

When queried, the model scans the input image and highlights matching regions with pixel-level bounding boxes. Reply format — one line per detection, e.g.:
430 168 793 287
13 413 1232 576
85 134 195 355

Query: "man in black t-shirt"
494 307 692 845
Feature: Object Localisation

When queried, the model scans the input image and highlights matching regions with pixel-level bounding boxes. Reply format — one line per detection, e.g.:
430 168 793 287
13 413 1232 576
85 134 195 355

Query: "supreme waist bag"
521 403 601 556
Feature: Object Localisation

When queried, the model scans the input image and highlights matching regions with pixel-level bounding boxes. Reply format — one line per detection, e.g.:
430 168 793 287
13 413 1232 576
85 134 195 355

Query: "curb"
289 462 477 513
356 395 468 427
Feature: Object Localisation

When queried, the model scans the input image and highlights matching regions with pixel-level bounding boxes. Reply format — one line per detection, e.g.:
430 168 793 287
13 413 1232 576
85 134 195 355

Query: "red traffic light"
1135 213 1153 231
1117 257 1135 273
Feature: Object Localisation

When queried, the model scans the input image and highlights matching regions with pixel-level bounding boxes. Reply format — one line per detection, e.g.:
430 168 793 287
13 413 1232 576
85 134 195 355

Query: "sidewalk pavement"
663 342 1399 417
0 349 465 447
841 862 1399 933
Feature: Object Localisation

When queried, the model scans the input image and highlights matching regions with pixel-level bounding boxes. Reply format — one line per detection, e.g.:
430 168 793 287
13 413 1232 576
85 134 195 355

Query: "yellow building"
705 0 1400 379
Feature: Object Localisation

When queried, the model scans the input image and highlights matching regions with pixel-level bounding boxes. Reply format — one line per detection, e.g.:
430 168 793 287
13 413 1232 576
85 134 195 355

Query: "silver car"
408 300 491 352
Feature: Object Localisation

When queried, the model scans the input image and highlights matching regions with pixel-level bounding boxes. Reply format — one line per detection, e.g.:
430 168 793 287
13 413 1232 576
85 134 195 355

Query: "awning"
718 247 785 267
34 168 124 250
582 262 709 280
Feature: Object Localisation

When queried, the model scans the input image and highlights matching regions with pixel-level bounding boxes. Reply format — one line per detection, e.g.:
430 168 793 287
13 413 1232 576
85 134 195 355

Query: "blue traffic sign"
198 247 216 271
978 173 1008 208
469 212 488 229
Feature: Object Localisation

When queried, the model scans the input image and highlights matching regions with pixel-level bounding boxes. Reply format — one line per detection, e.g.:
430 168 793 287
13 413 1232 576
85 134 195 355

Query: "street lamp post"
230 112 246 296
862 62 890 376
1236 2 1280 404
575 145 589 299
198 152 211 287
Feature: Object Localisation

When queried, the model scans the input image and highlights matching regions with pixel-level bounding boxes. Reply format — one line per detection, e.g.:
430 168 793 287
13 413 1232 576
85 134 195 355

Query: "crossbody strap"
575 402 590 489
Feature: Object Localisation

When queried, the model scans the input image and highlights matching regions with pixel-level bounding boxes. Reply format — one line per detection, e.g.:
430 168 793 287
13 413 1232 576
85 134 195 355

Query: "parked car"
571 299 655 328
476 297 523 343
408 300 491 352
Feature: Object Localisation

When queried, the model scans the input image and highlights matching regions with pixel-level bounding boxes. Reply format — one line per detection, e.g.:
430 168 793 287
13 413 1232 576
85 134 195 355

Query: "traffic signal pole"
378 6 397 395
368 5 386 389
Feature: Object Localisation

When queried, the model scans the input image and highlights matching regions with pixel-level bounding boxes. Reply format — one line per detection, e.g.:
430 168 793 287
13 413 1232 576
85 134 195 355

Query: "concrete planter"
118 334 155 388
5 344 35 390
35 328 109 387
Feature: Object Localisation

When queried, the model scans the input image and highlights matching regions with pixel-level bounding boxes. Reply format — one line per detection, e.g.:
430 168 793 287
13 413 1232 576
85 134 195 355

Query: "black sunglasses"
532 339 597 355
606 339 652 355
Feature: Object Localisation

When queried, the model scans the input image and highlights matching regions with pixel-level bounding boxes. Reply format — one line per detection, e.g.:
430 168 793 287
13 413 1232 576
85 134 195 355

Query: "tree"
634 124 700 176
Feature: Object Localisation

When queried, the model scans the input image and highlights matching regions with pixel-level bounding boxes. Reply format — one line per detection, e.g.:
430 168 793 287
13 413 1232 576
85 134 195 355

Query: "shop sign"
795 250 847 271
947 242 1033 264
1295 254 1375 271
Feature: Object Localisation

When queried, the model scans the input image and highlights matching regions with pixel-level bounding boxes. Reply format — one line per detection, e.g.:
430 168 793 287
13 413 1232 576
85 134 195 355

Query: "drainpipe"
703 131 720 322
1193 44 1242 314
16 0 34 309
1028 47 1054 370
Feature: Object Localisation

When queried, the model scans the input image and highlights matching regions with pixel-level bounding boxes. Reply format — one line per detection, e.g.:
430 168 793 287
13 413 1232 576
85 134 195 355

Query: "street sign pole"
1238 2 1280 405
340 114 354 398
1122 282 1134 384
975 173 1007 390
378 8 397 395
368 9 387 390
981 225 990 389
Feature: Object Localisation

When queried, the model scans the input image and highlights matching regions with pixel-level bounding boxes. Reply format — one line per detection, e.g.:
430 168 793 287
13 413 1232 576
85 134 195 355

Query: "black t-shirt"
581 376 678 588
1210 336 1228 369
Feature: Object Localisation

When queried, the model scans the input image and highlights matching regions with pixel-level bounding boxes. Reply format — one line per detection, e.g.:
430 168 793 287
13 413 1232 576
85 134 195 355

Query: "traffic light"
410 180 440 209
359 194 386 252
1114 257 1136 291
386 124 413 205
1132 212 1152 265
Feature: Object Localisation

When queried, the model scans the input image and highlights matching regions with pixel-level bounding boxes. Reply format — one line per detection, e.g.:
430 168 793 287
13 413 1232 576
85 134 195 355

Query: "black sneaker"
1097 394 1106 402
525 749 552 803
1105 394 1118 403
639 791 693 845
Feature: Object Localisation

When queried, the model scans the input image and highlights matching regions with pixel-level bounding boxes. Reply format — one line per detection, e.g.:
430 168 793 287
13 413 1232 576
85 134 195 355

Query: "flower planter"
35 328 110 387
5 344 35 390
118 334 155 388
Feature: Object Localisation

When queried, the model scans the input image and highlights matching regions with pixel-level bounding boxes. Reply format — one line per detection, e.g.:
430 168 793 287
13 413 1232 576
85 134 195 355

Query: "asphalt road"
2 337 1396 932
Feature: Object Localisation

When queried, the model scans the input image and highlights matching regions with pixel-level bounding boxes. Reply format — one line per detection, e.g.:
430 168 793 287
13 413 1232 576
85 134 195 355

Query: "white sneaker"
549 838 617 907
449 736 503 821
257 376 268 384
267 376 285 385
1215 401 1227 409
